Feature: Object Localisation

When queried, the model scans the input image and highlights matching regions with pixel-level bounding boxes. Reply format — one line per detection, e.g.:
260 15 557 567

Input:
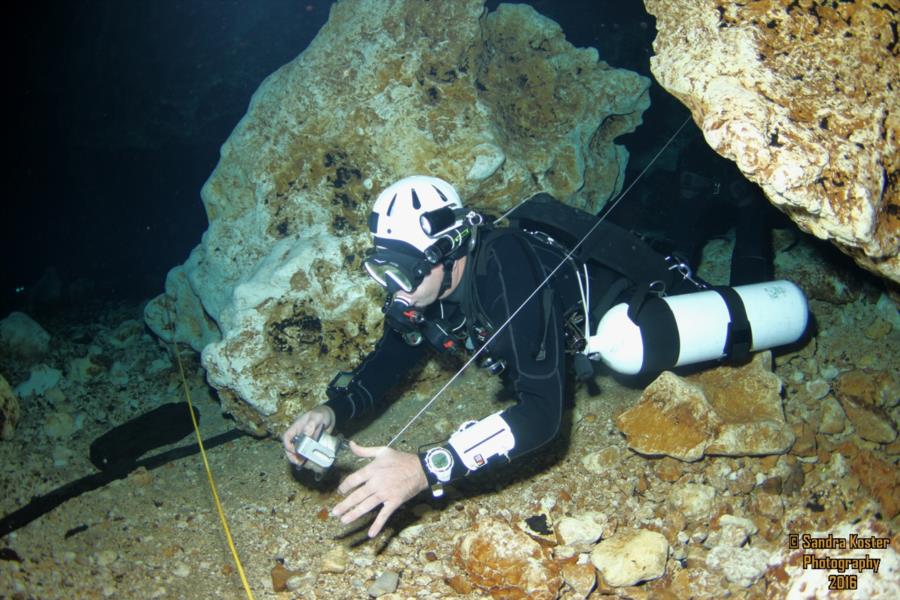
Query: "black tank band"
631 296 679 373
713 286 752 362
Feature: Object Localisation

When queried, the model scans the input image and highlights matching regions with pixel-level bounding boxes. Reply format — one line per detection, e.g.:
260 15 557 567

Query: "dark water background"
3 0 736 317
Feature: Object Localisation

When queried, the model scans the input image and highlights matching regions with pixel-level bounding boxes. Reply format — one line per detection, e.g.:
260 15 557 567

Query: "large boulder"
644 0 899 285
616 352 795 460
144 0 651 434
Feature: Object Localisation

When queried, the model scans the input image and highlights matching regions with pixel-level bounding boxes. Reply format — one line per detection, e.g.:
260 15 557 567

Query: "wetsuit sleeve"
418 233 566 489
323 324 426 429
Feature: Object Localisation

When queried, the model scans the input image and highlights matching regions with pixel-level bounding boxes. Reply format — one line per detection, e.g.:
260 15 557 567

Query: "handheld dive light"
292 430 346 479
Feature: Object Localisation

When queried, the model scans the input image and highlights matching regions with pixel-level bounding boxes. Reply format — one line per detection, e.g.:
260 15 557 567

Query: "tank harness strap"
576 221 676 288
712 286 753 362
506 193 678 290
626 279 667 323
592 277 631 326
468 228 556 362
437 258 455 297
534 286 554 362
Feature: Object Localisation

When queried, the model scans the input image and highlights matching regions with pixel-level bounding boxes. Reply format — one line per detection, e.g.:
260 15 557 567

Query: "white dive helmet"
368 176 464 254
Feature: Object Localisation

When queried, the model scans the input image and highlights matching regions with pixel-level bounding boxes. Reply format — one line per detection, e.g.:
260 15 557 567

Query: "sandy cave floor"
1 243 899 599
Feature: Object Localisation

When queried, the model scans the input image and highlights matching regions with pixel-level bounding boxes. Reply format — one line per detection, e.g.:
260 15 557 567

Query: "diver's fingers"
368 502 399 538
337 491 383 526
347 440 384 459
332 482 374 519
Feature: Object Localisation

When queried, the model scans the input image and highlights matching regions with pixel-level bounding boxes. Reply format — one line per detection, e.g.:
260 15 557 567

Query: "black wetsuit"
325 228 628 486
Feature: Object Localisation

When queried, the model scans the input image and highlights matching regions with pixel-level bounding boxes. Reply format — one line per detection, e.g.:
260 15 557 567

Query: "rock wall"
144 0 651 434
644 0 899 285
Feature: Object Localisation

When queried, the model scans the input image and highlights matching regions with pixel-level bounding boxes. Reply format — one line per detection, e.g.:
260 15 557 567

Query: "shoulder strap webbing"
507 193 678 290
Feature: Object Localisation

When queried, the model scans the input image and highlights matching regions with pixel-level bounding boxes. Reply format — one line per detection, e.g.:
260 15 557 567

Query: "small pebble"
805 379 830 400
95 550 118 568
820 365 840 380
367 571 400 597
320 545 349 573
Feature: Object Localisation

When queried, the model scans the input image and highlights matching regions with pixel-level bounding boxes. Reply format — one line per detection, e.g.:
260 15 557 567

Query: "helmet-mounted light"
419 206 466 236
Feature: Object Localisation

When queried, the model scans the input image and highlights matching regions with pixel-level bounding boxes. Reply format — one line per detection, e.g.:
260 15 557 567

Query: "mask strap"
437 259 454 298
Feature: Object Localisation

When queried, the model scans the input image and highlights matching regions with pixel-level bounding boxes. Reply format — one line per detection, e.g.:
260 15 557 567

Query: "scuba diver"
282 175 807 538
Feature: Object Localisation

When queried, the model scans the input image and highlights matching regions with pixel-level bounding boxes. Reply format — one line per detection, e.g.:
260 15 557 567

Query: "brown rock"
270 563 301 593
840 399 897 444
758 455 781 470
751 490 785 521
835 369 898 409
669 567 727 600
454 517 562 600
884 438 900 456
782 462 805 497
616 372 718 461
693 353 784 422
850 451 900 519
443 574 473 595
760 477 782 495
560 562 596 599
618 353 794 461
817 395 847 435
789 422 817 457
706 416 795 458
695 352 795 457
653 457 684 482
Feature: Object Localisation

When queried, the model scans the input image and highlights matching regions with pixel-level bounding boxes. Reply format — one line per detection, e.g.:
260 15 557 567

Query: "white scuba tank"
587 280 809 375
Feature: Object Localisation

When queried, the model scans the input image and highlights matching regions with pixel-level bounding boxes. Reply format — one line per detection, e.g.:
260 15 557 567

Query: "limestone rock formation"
454 517 562 600
590 528 668 587
616 351 795 460
143 0 651 434
644 0 899 284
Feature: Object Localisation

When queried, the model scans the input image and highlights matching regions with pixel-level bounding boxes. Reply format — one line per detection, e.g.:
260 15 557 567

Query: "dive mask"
363 249 430 293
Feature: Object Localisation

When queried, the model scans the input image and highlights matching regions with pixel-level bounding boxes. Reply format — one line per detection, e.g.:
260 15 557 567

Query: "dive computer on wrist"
423 446 454 498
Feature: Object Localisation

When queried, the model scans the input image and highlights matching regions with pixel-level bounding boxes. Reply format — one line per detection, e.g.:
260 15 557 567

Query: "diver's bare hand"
331 441 428 537
282 405 336 466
